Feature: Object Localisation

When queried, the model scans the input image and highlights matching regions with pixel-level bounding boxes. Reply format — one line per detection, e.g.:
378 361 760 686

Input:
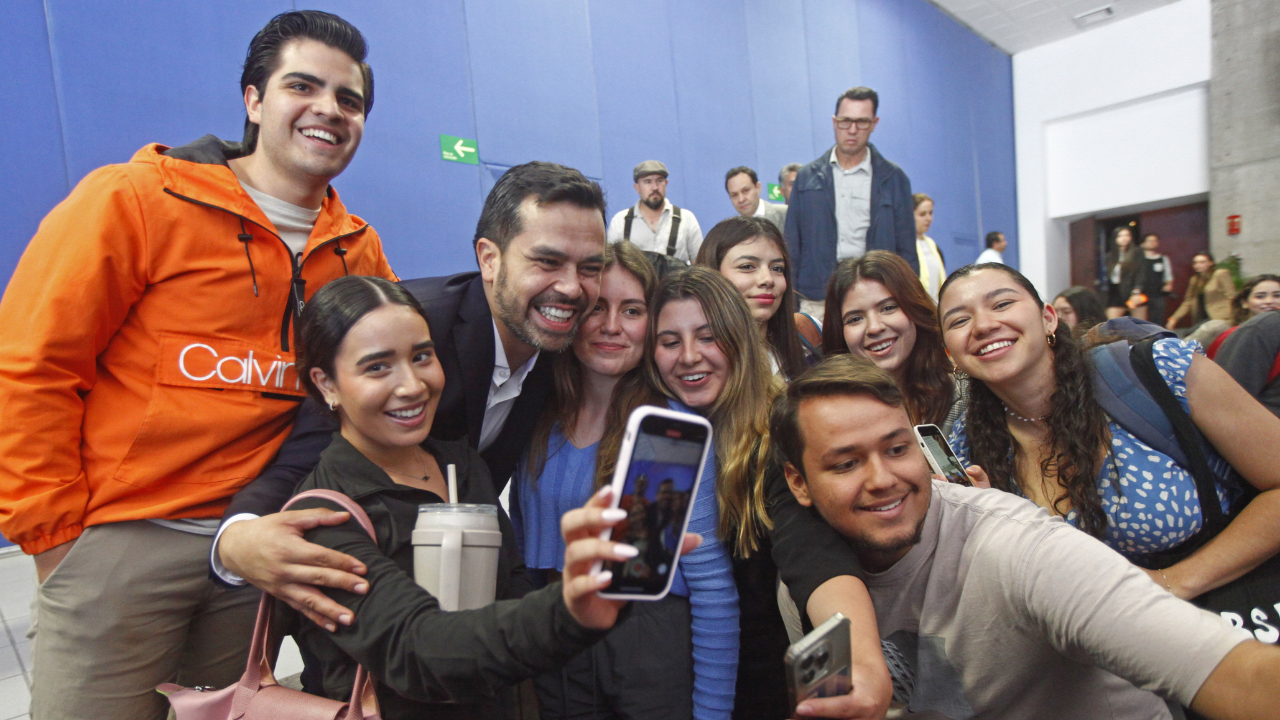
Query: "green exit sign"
767 183 783 202
440 134 478 164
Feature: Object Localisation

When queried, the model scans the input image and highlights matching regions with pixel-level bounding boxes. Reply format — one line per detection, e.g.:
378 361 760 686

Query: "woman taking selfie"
513 243 738 720
284 275 670 720
937 264 1280 598
695 215 812 376
821 251 962 433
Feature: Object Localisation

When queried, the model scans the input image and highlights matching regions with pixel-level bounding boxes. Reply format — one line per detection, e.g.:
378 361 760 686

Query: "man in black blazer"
211 162 607 626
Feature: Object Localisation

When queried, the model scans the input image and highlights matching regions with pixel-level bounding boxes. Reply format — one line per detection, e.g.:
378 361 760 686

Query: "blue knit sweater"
511 416 740 720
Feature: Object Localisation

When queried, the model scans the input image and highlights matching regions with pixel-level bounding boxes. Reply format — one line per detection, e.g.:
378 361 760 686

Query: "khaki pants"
31 521 260 720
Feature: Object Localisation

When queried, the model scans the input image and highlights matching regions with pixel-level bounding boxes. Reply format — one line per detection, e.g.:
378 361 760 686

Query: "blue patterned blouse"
949 338 1232 558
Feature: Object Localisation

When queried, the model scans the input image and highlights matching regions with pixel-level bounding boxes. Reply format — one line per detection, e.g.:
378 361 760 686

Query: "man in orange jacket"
0 11 395 719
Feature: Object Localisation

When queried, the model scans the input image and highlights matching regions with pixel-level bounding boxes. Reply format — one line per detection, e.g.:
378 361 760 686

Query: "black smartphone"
914 424 971 486
595 407 712 600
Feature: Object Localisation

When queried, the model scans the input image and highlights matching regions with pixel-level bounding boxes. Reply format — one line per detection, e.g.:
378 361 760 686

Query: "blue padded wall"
0 0 1016 290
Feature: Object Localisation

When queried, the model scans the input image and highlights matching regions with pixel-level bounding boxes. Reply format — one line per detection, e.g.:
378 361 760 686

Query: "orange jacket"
0 136 397 554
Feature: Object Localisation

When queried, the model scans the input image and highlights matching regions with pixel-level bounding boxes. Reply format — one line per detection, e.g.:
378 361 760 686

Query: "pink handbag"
158 489 382 720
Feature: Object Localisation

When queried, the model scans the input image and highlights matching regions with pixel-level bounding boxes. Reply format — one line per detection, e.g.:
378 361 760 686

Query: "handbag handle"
231 489 382 720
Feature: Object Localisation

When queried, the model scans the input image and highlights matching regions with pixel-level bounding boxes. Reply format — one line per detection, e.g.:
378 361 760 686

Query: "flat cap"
633 160 669 182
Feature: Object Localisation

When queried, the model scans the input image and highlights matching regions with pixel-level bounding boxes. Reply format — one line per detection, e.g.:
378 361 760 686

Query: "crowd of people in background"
2 10 1280 720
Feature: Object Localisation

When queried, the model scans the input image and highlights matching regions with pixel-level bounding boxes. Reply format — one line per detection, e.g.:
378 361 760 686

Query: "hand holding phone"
786 614 853 716
913 424 971 487
593 406 712 601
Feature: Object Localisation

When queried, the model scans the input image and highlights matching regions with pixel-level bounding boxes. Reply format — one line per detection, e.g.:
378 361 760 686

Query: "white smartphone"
785 613 852 714
913 424 971 486
594 406 712 601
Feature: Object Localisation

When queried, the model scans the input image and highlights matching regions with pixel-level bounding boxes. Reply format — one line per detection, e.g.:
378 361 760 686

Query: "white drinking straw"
447 463 458 504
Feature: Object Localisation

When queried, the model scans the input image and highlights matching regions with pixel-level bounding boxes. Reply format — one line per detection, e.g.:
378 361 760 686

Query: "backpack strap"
666 206 682 257
1127 338 1230 535
1090 342 1189 468
623 207 635 242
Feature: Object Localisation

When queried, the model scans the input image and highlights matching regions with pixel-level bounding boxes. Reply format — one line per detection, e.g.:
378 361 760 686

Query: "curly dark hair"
939 263 1113 537
820 251 954 426
1231 274 1280 325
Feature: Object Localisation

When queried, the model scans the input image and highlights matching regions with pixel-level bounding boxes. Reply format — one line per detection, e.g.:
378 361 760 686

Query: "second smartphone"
595 406 713 601
913 423 972 486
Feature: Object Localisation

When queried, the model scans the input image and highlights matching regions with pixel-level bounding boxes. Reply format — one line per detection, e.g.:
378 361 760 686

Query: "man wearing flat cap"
607 160 704 263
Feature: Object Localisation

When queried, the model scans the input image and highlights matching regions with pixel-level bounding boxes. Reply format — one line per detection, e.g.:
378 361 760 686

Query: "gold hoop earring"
1047 333 1057 348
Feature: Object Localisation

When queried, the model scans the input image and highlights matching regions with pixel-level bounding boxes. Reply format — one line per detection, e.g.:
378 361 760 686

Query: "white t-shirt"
975 248 1004 265
857 481 1245 719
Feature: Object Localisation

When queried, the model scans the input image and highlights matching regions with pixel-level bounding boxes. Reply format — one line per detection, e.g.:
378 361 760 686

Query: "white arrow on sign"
454 139 475 157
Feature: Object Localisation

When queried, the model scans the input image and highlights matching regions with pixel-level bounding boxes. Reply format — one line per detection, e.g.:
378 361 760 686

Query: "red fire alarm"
1228 215 1242 236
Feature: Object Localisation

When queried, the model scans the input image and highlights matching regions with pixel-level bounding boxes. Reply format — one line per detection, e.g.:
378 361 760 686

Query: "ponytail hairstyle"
938 264 1113 538
819 251 954 426
525 241 665 487
646 266 780 557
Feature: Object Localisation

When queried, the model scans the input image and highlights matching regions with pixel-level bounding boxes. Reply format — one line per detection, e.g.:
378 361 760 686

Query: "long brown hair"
524 241 664 488
646 266 780 558
1231 274 1280 326
695 216 806 377
819 251 954 426
938 264 1113 537
1105 227 1140 282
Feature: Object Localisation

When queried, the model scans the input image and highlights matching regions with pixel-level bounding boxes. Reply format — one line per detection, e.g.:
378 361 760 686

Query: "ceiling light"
1073 5 1114 28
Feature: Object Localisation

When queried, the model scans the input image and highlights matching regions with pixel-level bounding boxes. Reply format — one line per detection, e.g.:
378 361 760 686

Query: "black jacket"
218 272 556 526
287 433 602 720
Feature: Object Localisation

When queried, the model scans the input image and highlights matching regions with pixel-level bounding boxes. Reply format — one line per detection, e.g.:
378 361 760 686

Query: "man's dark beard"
642 194 664 210
493 264 587 352
847 511 927 565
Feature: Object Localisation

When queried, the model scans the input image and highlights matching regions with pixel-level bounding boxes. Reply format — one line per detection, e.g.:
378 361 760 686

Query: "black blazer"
219 272 556 526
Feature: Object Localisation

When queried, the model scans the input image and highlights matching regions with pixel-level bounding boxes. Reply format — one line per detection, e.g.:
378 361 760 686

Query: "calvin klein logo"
177 343 299 389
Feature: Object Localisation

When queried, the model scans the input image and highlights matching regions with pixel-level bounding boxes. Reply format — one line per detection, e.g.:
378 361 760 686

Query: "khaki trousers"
31 521 260 720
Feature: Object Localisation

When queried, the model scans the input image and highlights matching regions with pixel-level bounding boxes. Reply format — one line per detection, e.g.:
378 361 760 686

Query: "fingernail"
602 508 627 521
339 614 353 625
354 582 368 594
325 623 337 632
613 543 639 558
595 570 613 585
596 485 612 499
796 703 812 716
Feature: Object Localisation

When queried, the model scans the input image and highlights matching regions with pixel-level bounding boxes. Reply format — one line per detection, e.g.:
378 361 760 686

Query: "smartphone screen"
603 414 708 596
917 425 970 486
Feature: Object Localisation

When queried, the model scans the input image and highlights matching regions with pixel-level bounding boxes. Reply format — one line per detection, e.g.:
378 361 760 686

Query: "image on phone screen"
920 430 968 485
604 419 705 596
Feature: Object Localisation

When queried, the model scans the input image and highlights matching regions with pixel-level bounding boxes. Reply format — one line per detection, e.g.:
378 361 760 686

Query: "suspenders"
623 205 683 257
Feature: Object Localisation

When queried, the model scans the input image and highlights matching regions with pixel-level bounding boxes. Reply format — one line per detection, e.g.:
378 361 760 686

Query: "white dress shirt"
830 148 873 261
606 199 704 262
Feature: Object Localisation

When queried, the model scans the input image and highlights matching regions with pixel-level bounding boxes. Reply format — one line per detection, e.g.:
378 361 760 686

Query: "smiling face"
718 237 787 325
573 265 648 379
635 174 668 210
914 200 933 238
1245 280 1280 316
245 39 367 191
480 199 606 354
653 298 730 411
784 393 931 572
726 172 762 217
312 304 445 456
841 279 918 378
938 268 1058 388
